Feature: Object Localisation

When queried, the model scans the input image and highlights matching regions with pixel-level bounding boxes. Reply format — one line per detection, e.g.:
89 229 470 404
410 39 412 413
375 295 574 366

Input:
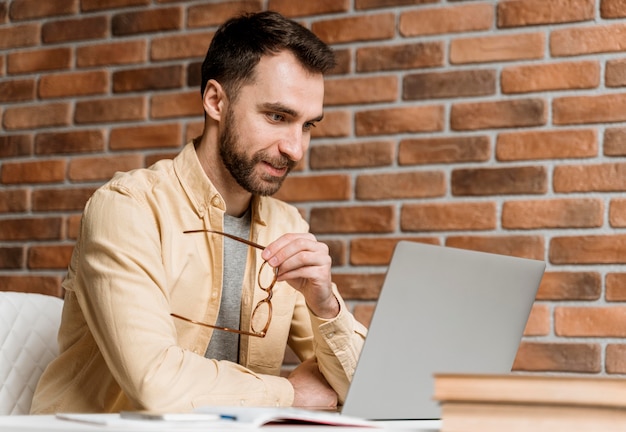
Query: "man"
31 11 366 414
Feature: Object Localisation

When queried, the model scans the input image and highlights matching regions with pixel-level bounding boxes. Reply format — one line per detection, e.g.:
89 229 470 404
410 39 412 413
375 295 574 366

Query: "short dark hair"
200 11 336 99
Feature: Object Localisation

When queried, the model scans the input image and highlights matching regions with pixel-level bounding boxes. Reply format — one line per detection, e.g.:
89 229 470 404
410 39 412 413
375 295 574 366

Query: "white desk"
0 415 441 432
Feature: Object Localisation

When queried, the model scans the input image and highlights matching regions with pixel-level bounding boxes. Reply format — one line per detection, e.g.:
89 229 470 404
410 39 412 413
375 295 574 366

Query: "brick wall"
2 0 626 376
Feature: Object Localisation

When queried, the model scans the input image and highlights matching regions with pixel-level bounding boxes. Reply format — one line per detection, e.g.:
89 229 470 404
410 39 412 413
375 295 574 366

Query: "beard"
219 108 296 196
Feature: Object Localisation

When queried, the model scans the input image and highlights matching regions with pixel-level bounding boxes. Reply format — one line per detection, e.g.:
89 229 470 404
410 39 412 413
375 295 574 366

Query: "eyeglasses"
170 229 278 338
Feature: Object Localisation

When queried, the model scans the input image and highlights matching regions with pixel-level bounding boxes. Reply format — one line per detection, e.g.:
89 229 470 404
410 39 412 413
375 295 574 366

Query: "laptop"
340 240 545 421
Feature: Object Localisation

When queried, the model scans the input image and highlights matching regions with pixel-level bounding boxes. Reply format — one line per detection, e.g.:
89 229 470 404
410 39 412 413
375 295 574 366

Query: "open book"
57 407 377 428
193 406 377 427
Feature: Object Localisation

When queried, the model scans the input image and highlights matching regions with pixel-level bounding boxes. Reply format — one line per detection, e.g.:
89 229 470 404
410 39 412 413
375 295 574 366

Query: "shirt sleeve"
73 184 294 411
308 287 368 405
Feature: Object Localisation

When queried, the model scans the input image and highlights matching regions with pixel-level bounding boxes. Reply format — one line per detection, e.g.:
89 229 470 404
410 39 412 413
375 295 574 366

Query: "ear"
202 79 227 122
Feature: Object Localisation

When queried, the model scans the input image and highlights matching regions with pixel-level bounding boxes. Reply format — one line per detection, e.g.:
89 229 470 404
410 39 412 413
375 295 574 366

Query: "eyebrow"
261 102 324 123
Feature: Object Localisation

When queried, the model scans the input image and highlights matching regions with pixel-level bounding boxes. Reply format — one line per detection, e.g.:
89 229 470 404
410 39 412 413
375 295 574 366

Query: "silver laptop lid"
341 241 545 420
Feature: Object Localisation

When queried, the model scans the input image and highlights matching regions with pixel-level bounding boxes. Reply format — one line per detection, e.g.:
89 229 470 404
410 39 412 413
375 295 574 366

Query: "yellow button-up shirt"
31 142 366 414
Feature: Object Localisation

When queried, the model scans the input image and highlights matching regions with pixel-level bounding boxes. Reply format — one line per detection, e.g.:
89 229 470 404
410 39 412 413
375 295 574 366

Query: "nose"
278 126 307 162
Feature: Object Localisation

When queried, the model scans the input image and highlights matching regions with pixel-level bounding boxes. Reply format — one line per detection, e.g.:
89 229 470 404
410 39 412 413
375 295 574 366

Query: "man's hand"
287 358 338 408
262 233 339 319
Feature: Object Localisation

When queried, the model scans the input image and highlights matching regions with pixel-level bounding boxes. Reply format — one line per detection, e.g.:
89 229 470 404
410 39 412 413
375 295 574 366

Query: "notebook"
340 240 546 421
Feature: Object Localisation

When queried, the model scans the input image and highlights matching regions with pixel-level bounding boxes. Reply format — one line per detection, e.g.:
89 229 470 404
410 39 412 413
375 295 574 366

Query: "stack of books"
433 373 626 431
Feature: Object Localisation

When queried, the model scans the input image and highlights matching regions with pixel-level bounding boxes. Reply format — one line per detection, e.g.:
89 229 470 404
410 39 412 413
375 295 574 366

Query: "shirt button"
327 332 335 338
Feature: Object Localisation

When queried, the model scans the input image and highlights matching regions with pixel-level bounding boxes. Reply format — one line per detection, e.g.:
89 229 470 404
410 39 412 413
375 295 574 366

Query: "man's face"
218 51 325 196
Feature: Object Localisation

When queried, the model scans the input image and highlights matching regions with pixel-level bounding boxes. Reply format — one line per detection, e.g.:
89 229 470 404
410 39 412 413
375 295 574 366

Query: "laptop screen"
341 241 545 420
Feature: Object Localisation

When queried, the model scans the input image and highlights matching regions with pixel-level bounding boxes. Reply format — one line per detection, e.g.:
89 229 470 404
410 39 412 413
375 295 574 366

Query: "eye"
303 122 317 132
267 113 284 122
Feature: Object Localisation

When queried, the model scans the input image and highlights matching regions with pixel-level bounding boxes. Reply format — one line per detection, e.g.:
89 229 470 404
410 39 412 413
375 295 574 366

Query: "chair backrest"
0 291 63 415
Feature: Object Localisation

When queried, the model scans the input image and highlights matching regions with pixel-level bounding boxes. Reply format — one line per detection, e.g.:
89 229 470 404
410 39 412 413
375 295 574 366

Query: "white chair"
0 291 63 415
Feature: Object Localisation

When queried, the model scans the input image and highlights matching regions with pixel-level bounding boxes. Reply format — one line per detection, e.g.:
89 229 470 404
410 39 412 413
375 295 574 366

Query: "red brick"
551 23 626 57
604 58 626 87
356 105 444 136
42 16 107 43
0 23 39 49
39 71 109 99
556 306 626 337
269 0 347 17
81 0 150 11
1 159 66 184
309 140 394 170
0 189 29 213
502 198 603 229
75 97 146 124
110 123 182 150
321 239 347 267
404 69 495 100
77 40 147 67
356 0 438 9
112 7 182 36
496 129 597 161
601 0 626 18
151 32 214 61
274 174 351 203
3 103 72 131
450 32 544 64
445 235 545 260
402 202 496 232
0 2 8 23
502 61 599 94
399 3 493 36
113 65 183 93
356 42 443 72
0 134 32 158
0 78 35 102
35 130 105 155
311 110 350 138
399 136 490 165
68 154 143 182
312 13 395 44
512 342 601 373
187 1 262 28
350 237 439 266
536 271 601 301
328 49 351 76
554 163 626 193
0 275 63 297
309 205 395 234
7 47 72 74
498 0 594 27
9 0 77 20
150 91 203 119
550 234 626 264
606 273 626 301
353 304 375 328
554 93 626 125
610 198 626 227
524 304 549 337
452 166 547 196
606 344 626 373
28 244 74 270
332 272 385 300
67 215 82 240
451 98 546 130
356 171 445 200
0 217 63 241
32 187 97 212
325 76 397 106
0 247 24 269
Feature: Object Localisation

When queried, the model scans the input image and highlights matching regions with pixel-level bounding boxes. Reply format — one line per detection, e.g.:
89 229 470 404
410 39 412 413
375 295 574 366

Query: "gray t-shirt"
205 210 251 362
